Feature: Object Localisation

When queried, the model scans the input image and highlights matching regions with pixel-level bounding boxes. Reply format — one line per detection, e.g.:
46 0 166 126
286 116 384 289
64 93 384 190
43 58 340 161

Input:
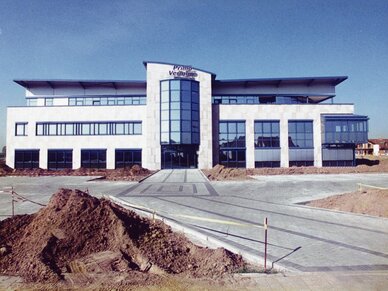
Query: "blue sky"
0 0 387 147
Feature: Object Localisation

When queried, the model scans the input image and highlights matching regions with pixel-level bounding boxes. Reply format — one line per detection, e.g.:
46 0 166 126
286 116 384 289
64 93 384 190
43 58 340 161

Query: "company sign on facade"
169 65 198 79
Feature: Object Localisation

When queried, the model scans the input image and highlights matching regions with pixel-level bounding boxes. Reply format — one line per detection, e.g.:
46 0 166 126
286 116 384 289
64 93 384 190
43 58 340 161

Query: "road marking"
174 214 263 228
358 183 388 190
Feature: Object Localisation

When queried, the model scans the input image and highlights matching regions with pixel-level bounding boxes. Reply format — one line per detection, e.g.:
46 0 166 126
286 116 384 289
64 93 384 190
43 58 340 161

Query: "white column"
280 118 289 167
246 118 255 168
106 147 115 169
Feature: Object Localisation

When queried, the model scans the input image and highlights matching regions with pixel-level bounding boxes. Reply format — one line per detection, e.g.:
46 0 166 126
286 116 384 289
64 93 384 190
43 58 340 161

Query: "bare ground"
0 161 154 181
304 188 388 218
203 157 388 181
0 189 245 289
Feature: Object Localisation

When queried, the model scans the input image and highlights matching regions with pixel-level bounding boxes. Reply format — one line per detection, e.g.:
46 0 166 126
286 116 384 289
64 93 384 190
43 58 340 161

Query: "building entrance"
161 145 198 169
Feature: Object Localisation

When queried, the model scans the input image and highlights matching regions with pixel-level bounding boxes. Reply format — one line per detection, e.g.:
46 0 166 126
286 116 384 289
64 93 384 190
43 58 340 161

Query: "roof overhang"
14 79 146 90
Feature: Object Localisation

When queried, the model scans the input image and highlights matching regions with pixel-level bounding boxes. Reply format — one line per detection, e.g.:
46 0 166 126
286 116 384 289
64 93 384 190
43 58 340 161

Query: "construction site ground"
1 171 388 289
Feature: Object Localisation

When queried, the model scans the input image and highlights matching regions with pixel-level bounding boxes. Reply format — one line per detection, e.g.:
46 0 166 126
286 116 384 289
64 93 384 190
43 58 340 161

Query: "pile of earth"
0 189 244 286
0 164 153 181
203 159 388 181
304 188 388 217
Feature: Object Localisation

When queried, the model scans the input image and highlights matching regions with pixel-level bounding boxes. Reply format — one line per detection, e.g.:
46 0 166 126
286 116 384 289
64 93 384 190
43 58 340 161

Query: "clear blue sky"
1 0 387 147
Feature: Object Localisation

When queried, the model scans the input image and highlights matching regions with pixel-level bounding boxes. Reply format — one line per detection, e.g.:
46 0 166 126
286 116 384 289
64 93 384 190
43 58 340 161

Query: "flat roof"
214 76 348 87
14 79 146 90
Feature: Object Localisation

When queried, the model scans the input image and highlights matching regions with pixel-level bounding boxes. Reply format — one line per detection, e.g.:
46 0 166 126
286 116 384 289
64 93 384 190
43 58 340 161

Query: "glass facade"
160 79 200 145
115 149 142 168
81 149 106 169
254 120 280 167
219 121 246 168
14 150 39 169
48 150 73 170
323 116 368 144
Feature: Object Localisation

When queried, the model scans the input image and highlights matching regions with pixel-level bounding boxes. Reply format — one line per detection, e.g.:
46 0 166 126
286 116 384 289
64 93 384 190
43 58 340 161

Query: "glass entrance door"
161 145 198 169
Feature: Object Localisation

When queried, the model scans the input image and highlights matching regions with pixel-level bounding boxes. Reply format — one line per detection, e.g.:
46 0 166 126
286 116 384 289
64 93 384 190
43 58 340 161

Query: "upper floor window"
288 120 313 148
212 95 309 105
26 99 37 106
45 98 53 106
324 116 368 144
254 121 280 148
68 96 146 106
15 122 28 136
219 121 246 148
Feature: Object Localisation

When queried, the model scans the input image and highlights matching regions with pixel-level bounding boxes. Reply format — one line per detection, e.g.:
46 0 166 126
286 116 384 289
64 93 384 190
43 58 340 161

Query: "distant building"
357 139 388 156
6 61 369 169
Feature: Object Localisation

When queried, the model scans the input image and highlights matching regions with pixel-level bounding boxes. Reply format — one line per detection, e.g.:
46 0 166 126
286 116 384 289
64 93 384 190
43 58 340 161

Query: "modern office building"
6 61 369 170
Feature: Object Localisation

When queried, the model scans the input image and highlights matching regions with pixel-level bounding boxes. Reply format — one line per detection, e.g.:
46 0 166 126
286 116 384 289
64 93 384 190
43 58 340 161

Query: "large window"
254 121 280 168
219 121 246 168
68 96 146 106
324 116 368 144
115 149 142 168
288 121 313 148
14 150 39 169
288 120 314 167
48 150 72 170
36 121 142 136
254 121 280 148
160 79 200 145
81 150 106 169
15 123 28 136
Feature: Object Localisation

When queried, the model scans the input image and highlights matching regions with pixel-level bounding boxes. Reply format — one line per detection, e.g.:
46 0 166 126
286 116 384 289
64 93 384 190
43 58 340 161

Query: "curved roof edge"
143 61 216 77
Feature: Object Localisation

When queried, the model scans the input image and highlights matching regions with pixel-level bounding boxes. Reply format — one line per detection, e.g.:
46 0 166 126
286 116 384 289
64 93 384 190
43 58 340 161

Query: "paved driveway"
1 171 387 273
116 170 388 272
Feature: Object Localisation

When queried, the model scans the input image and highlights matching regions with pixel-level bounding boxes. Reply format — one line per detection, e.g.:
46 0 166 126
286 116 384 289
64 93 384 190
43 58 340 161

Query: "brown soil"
305 189 388 217
203 158 388 181
0 189 244 287
0 162 153 181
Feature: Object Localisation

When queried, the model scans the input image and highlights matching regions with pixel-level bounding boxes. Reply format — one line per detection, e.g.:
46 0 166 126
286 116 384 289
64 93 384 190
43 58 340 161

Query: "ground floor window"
219 149 246 168
115 149 142 168
15 150 39 169
161 145 198 169
255 161 280 168
322 144 355 167
81 149 106 169
289 161 314 167
48 150 73 170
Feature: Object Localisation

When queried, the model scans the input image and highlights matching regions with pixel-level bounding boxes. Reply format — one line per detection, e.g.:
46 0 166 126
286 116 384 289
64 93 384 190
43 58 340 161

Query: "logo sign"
169 65 198 78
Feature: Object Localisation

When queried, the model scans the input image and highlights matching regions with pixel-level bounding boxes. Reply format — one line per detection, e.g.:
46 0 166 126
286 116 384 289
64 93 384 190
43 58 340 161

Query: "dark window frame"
47 149 73 170
15 122 28 136
14 149 39 169
81 149 107 169
115 149 142 169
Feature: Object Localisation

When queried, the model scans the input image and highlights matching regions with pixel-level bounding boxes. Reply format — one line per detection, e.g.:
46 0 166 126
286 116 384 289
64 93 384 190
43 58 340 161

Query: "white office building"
6 61 368 170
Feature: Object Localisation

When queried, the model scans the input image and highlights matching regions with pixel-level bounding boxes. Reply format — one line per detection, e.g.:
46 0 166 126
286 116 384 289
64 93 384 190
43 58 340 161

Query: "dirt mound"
204 164 252 181
305 188 388 217
0 189 243 284
0 165 153 181
203 158 388 181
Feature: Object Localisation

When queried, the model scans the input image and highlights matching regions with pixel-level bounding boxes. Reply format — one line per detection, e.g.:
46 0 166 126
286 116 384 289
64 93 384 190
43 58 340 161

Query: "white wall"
7 106 146 169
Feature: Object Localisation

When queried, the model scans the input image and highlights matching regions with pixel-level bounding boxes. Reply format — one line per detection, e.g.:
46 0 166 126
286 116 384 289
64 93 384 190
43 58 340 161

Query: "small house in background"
356 139 388 156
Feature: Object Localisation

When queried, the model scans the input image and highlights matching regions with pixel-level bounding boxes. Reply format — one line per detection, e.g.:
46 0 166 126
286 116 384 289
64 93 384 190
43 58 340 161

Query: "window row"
26 96 146 107
36 121 142 136
69 96 146 106
161 79 199 92
212 96 308 105
14 149 142 169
